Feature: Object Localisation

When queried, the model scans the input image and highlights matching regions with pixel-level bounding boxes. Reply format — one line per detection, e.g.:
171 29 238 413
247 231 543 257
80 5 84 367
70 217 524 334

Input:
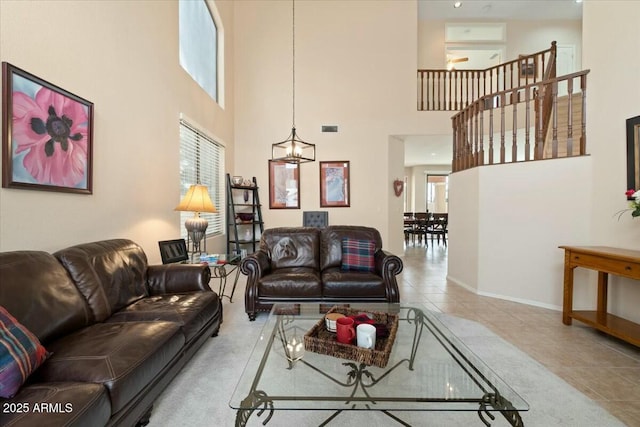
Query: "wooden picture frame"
269 160 300 209
627 115 640 198
2 62 93 194
320 161 350 207
518 55 537 79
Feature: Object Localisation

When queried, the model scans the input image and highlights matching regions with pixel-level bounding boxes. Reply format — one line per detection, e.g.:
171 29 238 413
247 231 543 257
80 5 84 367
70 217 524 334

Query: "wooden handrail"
452 69 590 173
418 42 557 112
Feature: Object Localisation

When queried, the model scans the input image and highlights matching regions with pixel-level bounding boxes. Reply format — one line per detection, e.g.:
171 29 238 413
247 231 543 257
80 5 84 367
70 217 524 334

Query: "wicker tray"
303 306 399 368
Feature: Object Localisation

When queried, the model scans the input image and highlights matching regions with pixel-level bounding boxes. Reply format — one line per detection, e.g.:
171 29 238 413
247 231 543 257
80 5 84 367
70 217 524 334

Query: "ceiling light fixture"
271 0 316 164
453 1 462 8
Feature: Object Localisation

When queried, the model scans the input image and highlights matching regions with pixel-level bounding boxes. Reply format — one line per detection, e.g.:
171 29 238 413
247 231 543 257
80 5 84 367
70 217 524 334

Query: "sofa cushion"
259 268 322 299
0 251 90 343
0 307 49 398
34 321 184 414
322 268 387 299
0 382 111 427
106 292 221 342
341 238 375 272
260 228 320 270
320 226 382 271
54 239 150 323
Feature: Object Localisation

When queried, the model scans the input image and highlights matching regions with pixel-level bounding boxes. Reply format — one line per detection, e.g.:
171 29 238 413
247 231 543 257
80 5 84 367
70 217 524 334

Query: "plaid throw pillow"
0 306 49 398
341 238 376 272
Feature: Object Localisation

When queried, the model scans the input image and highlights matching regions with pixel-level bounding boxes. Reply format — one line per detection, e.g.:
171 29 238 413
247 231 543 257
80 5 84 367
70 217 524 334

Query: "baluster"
552 80 558 158
500 93 506 163
535 86 545 159
479 99 485 166
430 71 435 111
525 87 531 161
447 72 452 111
473 102 478 167
489 100 494 165
566 78 574 156
419 71 423 110
512 89 518 162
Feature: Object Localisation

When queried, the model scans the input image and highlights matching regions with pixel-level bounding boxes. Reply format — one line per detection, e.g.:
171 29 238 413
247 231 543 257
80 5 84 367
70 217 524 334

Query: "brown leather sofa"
0 239 222 427
241 226 403 320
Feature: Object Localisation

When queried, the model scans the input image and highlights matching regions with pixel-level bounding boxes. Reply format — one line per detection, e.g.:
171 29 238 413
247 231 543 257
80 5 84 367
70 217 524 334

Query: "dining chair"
426 213 448 246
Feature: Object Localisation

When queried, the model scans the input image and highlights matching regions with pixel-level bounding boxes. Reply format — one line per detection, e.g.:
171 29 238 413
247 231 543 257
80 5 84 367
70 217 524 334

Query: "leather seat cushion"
322 268 386 298
0 382 111 427
106 292 220 342
34 321 184 414
259 268 322 298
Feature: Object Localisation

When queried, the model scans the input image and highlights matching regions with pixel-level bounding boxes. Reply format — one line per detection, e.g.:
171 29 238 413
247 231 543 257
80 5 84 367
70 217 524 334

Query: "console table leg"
597 271 608 322
562 254 574 325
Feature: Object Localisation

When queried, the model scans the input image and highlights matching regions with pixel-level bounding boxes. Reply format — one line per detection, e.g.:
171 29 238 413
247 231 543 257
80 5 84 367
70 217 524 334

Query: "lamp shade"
175 184 217 213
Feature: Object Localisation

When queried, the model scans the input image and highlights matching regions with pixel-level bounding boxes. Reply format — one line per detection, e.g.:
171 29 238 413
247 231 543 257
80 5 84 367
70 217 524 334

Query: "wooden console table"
560 246 640 346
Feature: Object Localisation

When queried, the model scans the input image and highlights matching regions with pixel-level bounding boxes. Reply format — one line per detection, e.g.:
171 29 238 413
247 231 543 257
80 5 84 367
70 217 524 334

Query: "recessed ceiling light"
575 0 583 3
453 1 462 8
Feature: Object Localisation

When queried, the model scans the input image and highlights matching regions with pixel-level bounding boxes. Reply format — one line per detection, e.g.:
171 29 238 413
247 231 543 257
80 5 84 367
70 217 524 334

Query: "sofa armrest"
147 264 212 295
240 250 271 318
374 250 403 303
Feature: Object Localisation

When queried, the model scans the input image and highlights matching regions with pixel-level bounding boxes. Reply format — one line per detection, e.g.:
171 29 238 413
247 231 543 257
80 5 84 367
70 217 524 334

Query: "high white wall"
582 1 640 322
0 0 235 263
233 0 434 256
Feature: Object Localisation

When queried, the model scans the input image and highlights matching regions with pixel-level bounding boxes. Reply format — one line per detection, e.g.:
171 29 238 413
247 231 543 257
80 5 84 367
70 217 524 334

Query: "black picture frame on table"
158 239 189 264
2 62 94 194
627 115 640 199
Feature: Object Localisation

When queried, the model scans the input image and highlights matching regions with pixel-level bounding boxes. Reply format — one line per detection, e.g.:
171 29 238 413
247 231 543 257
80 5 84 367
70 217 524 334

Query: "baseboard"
446 274 562 311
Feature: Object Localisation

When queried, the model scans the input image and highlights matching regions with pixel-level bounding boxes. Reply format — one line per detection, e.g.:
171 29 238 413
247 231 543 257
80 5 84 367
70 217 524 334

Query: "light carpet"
149 281 625 426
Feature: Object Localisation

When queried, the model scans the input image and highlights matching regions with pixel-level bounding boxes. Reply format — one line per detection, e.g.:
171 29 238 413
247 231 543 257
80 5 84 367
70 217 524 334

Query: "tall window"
179 119 225 238
179 0 218 102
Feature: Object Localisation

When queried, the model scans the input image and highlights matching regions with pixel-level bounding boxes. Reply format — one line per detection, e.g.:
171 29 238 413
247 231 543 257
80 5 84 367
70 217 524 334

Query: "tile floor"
401 244 640 426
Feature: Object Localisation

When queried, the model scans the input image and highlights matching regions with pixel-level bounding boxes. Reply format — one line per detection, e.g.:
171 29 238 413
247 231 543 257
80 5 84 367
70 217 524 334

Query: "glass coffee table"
230 303 528 426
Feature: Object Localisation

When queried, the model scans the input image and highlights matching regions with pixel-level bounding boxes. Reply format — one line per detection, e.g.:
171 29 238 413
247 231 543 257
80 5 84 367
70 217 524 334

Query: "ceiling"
404 0 583 168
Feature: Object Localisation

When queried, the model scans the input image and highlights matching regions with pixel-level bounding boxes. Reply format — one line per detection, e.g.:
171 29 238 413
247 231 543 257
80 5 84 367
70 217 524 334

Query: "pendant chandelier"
271 0 316 164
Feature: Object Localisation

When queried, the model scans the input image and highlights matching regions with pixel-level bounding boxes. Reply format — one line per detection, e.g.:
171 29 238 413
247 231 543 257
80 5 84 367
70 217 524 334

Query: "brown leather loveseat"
241 226 403 320
0 239 222 427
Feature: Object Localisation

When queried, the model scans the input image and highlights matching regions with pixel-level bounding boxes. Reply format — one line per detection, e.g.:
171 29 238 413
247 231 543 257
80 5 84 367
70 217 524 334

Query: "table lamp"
175 184 217 255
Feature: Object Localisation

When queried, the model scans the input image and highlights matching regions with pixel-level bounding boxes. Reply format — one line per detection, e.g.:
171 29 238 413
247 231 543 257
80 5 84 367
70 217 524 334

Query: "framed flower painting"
2 62 93 194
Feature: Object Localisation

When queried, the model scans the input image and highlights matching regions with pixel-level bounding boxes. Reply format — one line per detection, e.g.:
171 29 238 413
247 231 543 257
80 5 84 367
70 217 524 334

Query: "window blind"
179 119 225 238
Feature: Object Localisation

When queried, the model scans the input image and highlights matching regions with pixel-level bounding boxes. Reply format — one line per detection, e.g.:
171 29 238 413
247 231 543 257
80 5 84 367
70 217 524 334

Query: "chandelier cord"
292 0 296 129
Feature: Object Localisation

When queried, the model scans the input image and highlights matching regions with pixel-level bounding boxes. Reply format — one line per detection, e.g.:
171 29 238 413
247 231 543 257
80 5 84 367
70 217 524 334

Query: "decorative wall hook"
393 179 404 197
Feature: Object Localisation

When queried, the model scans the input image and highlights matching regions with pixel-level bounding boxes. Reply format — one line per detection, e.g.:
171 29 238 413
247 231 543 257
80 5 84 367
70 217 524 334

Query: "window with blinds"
179 119 225 238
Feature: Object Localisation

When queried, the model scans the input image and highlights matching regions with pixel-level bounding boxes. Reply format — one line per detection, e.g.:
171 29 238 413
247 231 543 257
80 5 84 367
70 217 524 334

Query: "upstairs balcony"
417 42 590 172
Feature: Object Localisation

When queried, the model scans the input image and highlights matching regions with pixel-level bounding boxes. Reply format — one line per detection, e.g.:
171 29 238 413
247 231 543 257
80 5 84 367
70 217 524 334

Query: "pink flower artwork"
12 86 88 187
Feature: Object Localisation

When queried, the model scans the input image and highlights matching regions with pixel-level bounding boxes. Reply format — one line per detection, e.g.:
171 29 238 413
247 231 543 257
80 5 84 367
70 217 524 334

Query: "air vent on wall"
322 125 338 133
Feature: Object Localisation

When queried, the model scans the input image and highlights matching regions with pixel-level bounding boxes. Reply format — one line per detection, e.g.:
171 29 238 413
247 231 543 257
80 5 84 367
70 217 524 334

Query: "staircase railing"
451 70 590 172
417 42 557 112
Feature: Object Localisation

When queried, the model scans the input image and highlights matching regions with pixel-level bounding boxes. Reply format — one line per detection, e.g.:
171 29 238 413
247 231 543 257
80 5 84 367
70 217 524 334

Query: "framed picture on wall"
1 62 94 194
269 160 300 209
627 115 640 197
518 55 537 79
320 161 350 207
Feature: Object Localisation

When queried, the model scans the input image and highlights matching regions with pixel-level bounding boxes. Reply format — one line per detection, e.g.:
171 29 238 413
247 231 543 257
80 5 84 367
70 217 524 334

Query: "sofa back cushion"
320 226 382 271
260 228 320 270
0 251 90 343
54 239 149 322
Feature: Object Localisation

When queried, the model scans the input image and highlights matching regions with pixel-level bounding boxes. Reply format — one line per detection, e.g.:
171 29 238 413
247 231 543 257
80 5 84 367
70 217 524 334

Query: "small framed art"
320 161 350 207
269 160 300 209
2 62 94 194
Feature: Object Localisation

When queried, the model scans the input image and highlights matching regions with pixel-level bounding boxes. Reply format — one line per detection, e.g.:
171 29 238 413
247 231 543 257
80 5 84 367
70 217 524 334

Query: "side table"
205 253 242 302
